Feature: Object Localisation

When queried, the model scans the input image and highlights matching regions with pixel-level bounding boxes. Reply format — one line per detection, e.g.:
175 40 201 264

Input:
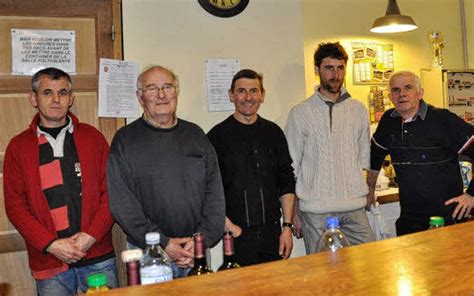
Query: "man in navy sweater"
368 70 474 235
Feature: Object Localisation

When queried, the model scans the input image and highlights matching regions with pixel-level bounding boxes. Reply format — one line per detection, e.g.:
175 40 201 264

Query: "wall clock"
198 0 249 18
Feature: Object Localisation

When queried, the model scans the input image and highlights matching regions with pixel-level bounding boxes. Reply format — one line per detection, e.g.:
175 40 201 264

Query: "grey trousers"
300 208 375 254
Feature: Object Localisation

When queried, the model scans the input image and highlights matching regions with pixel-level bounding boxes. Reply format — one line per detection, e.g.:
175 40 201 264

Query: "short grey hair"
31 67 72 93
388 70 422 92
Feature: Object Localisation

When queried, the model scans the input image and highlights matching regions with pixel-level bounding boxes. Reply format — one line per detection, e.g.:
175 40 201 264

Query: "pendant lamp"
370 0 417 33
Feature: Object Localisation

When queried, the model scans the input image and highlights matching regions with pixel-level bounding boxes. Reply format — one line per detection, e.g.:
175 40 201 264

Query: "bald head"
137 65 179 92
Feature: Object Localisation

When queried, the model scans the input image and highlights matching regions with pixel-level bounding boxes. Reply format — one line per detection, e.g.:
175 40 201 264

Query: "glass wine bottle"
121 248 143 286
188 233 214 276
218 231 240 271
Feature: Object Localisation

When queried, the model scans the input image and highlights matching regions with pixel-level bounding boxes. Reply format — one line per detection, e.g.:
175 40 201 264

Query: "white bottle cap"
121 248 143 263
145 232 160 245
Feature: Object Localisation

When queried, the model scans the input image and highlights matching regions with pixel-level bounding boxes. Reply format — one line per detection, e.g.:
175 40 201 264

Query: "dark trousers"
396 214 468 236
234 221 281 266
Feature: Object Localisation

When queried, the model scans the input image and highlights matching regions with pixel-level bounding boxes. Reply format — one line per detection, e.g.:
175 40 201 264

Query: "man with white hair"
107 65 225 277
368 70 474 235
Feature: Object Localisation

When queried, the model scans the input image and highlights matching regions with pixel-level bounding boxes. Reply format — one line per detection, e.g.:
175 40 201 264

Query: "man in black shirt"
368 71 474 235
208 69 296 266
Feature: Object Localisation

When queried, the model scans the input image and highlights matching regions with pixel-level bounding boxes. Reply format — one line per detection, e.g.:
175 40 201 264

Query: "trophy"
428 31 445 69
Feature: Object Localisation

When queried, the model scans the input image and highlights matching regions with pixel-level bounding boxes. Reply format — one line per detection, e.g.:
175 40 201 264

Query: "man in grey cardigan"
285 42 375 254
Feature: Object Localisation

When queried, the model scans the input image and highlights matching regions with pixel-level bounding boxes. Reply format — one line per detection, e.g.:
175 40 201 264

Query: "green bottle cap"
429 216 445 227
87 272 108 288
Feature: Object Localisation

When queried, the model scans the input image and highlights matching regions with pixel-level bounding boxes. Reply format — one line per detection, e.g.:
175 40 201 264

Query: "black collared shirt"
371 100 474 223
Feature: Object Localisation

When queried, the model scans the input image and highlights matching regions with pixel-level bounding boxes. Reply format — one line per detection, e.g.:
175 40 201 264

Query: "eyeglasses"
139 84 176 96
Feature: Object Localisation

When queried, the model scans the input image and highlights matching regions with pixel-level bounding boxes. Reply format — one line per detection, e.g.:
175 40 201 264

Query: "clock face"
198 0 249 18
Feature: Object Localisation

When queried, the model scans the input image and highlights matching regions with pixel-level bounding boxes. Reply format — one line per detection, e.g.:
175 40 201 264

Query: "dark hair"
31 67 72 93
230 69 264 92
314 42 348 68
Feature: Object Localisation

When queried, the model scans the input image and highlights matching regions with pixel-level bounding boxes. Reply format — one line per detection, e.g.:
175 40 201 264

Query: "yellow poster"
352 42 393 85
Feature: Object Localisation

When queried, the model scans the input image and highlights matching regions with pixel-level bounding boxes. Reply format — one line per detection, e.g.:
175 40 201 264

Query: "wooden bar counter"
103 221 474 295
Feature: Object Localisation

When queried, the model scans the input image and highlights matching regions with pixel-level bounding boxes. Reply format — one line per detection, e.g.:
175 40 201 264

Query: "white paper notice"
206 59 240 112
12 29 76 75
98 58 140 118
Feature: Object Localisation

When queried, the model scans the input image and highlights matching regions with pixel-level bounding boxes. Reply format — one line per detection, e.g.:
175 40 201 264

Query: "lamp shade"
370 0 417 33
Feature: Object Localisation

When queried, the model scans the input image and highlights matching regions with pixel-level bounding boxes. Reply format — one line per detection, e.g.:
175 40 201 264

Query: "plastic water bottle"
315 216 350 252
428 216 445 229
140 232 173 285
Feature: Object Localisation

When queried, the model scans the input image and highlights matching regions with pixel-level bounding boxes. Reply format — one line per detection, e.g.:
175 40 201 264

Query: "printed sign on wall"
12 29 76 75
205 59 240 112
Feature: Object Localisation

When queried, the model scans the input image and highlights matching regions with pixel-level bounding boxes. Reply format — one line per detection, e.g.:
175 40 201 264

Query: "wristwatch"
282 222 293 229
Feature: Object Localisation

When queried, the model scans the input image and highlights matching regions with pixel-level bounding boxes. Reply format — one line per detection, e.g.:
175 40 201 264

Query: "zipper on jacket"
260 188 266 225
244 190 250 227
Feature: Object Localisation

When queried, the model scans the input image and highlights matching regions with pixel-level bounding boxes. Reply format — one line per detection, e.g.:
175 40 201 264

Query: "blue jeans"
36 257 118 295
171 264 191 278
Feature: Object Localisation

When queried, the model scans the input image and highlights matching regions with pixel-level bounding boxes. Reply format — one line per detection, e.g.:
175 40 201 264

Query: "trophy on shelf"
428 30 445 69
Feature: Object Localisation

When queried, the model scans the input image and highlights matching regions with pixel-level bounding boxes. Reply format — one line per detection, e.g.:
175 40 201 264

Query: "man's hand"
445 193 474 220
366 191 376 211
164 237 194 268
224 217 242 237
279 227 293 259
175 238 194 268
292 205 303 238
47 237 86 264
71 232 96 253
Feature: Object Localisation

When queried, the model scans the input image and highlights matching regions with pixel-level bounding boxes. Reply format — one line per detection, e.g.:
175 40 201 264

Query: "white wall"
123 0 306 130
301 0 466 106
122 0 307 270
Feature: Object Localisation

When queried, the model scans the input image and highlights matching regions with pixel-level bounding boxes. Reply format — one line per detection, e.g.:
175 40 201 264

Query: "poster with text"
98 58 140 118
12 29 76 75
206 59 240 112
352 42 393 85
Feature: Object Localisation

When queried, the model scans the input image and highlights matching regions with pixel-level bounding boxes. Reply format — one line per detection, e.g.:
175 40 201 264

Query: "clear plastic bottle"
428 216 445 229
140 232 173 285
315 216 350 252
86 272 109 293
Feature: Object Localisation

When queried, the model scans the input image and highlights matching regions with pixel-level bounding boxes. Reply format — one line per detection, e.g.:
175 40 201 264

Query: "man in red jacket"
3 67 117 295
